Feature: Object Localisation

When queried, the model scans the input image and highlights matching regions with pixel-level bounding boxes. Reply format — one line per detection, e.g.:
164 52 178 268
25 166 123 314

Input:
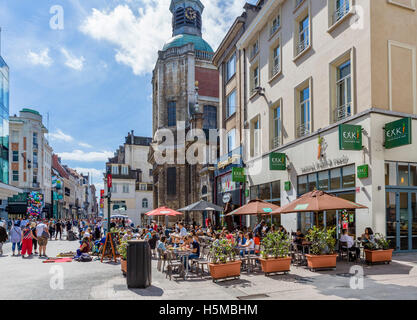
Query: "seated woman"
75 236 91 258
239 232 255 256
361 227 375 244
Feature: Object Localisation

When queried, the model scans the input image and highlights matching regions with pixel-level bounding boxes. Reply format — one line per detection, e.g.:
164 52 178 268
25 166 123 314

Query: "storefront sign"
220 173 238 193
301 155 349 173
222 193 231 203
357 164 369 179
285 181 291 191
384 118 412 149
270 153 286 171
232 167 245 183
339 124 362 150
8 192 28 204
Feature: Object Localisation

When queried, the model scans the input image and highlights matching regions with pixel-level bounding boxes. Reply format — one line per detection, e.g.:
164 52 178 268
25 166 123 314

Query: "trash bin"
126 240 152 288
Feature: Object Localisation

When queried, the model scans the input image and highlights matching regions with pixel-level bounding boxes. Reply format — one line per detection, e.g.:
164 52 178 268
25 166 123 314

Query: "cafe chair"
338 241 350 262
166 251 184 281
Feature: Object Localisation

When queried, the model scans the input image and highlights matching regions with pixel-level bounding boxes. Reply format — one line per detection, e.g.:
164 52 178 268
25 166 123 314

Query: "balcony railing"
334 102 352 122
296 28 310 55
297 122 311 138
271 62 280 77
272 135 282 149
195 50 214 61
333 2 350 24
32 182 40 188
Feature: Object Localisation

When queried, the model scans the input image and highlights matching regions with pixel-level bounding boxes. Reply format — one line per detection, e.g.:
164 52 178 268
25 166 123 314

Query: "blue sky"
0 0 255 191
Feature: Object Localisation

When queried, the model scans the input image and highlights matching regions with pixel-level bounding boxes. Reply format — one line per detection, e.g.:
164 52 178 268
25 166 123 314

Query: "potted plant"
118 240 128 275
364 233 393 265
305 226 338 271
209 239 242 282
259 231 292 275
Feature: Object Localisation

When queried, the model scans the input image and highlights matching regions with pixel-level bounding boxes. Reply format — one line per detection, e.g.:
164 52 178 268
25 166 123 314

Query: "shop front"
6 192 28 220
214 147 245 228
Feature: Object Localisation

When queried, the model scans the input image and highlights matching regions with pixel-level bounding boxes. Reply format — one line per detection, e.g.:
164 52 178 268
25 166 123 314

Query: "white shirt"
246 239 255 251
179 227 188 237
340 234 355 248
36 223 48 237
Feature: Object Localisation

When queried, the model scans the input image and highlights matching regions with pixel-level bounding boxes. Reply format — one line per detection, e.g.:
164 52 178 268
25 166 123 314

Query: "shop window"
398 164 409 186
259 183 271 200
411 164 417 187
385 162 397 186
342 165 355 189
330 168 341 190
308 173 317 191
318 171 329 191
298 175 307 195
250 185 259 200
271 181 281 199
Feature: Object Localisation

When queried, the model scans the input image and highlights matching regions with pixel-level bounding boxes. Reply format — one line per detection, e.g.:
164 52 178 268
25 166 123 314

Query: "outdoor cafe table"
169 248 193 280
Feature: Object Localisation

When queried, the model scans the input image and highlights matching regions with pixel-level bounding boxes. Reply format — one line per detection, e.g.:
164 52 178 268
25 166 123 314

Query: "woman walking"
31 222 38 255
48 220 55 240
0 223 8 255
10 222 22 256
21 223 35 258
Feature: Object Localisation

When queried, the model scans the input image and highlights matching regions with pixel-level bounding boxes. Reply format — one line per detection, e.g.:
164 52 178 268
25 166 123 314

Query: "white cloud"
80 0 248 75
73 167 104 182
50 129 74 142
27 48 53 66
58 150 113 162
78 142 93 148
61 48 86 71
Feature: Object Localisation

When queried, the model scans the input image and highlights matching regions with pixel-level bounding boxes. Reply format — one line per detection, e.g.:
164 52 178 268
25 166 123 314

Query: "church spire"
169 0 204 37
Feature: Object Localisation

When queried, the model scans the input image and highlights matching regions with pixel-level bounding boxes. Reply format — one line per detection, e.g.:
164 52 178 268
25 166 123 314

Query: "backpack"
78 253 92 262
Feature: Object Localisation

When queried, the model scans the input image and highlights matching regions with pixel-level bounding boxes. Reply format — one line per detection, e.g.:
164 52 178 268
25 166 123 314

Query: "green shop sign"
357 164 369 179
339 124 362 150
384 118 412 149
270 153 287 171
232 167 245 183
285 181 291 191
8 192 28 204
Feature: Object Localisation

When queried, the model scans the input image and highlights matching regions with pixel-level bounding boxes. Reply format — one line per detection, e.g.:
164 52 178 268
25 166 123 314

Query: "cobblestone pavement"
1 238 417 300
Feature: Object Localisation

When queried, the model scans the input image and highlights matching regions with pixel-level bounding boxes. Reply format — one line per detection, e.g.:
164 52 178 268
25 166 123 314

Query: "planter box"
259 257 291 275
121 259 127 275
365 249 393 264
305 254 338 271
209 261 242 282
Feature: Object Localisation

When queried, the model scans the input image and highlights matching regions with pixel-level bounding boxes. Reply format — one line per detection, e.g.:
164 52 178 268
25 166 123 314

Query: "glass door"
386 191 417 251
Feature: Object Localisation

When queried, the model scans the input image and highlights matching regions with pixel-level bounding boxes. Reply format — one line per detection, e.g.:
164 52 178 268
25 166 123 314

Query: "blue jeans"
12 242 22 252
182 254 199 268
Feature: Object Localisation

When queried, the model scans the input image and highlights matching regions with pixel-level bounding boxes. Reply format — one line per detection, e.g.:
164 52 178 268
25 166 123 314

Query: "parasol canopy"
110 214 129 219
145 206 183 217
271 190 368 214
178 200 224 212
225 199 280 216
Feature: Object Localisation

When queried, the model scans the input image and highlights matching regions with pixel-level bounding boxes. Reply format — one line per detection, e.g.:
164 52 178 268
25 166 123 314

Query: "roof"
52 154 69 179
163 34 214 53
20 108 41 116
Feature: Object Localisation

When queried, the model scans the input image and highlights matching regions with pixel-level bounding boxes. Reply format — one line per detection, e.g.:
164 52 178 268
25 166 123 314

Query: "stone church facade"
149 0 219 225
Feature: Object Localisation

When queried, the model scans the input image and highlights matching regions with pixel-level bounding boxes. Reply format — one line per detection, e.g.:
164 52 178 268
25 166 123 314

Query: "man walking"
36 220 49 258
55 220 62 240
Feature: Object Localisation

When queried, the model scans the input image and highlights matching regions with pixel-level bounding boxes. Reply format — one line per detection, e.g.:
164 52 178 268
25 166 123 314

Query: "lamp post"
106 170 112 234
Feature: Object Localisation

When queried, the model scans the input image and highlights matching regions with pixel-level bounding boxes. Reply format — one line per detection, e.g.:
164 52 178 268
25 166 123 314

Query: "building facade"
0 47 21 221
8 109 52 218
233 0 417 252
104 132 153 226
149 0 219 226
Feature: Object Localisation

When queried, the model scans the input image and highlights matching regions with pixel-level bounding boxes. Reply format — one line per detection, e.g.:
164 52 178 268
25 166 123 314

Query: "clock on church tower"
170 0 203 37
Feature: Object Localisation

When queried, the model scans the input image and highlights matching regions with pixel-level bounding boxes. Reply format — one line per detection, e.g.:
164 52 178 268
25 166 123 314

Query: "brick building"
149 0 219 226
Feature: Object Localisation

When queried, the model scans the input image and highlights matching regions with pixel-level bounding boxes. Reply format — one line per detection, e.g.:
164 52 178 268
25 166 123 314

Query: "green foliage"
117 240 128 260
364 233 390 251
210 239 236 264
306 226 336 255
260 231 291 259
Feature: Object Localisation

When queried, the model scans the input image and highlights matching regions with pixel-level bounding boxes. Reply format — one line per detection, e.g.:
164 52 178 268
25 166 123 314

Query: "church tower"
149 0 219 226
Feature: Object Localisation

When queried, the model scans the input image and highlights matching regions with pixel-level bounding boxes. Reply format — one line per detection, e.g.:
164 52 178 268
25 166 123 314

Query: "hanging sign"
232 167 245 183
357 164 369 179
107 174 112 189
270 153 286 171
285 181 291 191
339 124 362 150
384 118 412 149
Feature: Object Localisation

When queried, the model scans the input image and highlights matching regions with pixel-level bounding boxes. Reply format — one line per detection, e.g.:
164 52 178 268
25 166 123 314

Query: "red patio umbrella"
225 199 280 216
271 190 368 214
145 206 183 217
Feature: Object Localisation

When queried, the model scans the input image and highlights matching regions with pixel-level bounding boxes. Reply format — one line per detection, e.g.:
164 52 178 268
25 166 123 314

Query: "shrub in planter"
259 231 292 275
209 239 241 282
118 240 128 274
305 226 337 271
364 233 393 264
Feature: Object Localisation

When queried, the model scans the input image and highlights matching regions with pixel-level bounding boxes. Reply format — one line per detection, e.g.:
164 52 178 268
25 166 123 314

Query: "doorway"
386 190 417 252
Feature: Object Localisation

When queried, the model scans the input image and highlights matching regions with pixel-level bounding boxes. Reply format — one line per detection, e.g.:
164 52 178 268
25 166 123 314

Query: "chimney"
131 130 134 144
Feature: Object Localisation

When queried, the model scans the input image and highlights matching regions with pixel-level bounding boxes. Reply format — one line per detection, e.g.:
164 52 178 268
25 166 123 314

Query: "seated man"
75 236 91 258
293 229 305 251
340 229 360 261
